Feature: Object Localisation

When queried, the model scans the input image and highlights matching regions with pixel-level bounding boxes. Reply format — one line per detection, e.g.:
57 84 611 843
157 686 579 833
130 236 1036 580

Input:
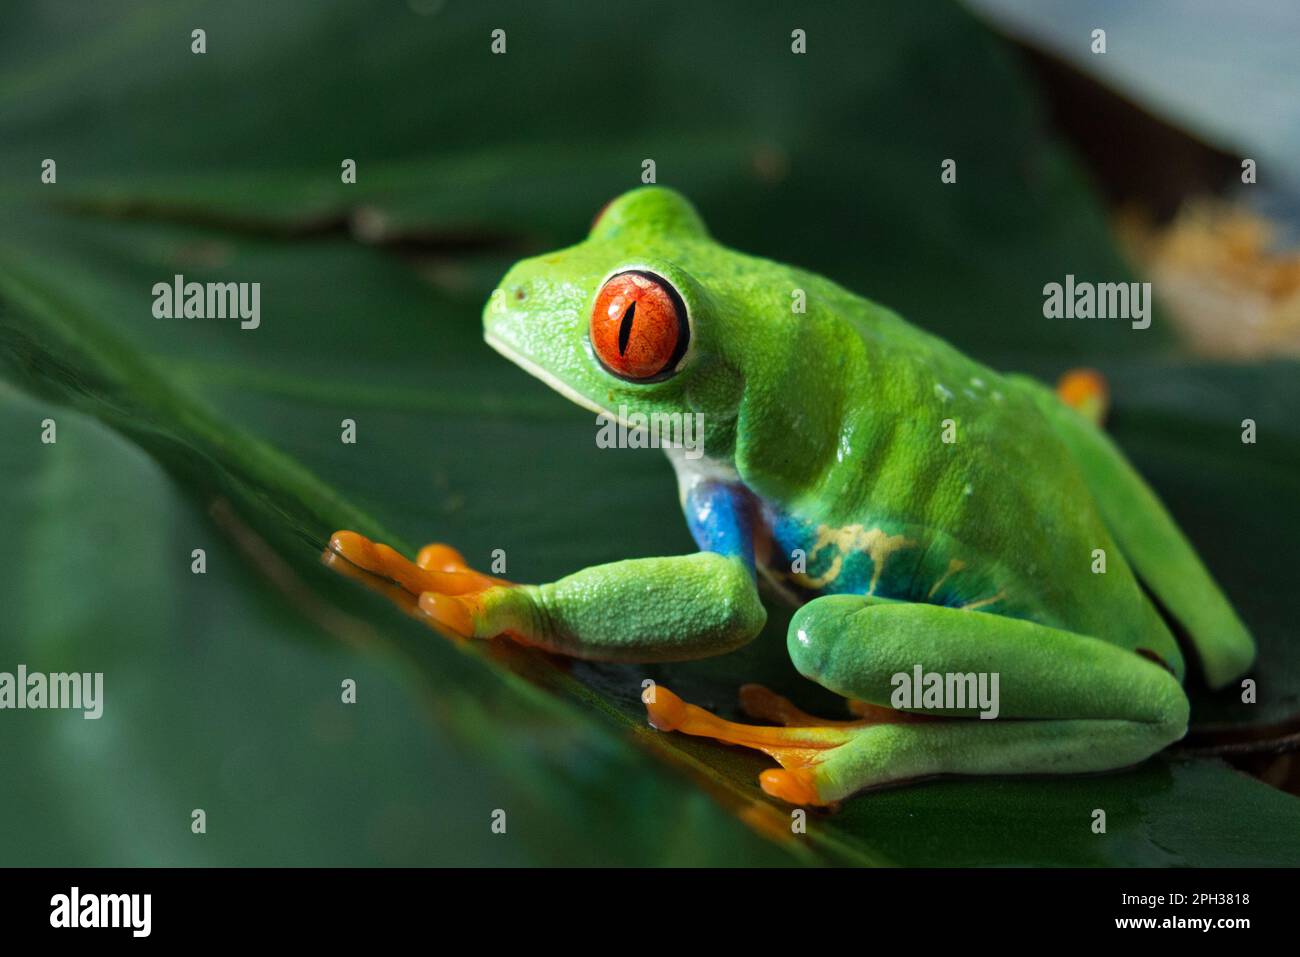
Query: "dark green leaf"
3 0 1297 867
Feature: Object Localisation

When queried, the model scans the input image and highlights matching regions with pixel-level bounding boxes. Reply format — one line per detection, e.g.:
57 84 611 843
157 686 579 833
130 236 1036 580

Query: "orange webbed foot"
326 530 512 638
645 685 857 806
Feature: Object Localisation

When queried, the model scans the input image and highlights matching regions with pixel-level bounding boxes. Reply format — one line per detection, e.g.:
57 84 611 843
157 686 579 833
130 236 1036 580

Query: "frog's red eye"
589 270 689 381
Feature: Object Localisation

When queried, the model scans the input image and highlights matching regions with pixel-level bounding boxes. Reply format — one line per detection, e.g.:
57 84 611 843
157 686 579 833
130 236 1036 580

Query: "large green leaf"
3 208 1298 866
2 0 1298 866
0 377 803 866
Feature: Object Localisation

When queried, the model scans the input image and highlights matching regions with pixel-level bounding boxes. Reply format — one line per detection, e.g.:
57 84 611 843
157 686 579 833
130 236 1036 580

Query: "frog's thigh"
779 595 1188 802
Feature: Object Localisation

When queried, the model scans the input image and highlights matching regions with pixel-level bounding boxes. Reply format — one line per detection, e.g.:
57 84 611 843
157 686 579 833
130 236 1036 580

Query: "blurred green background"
1 0 1298 866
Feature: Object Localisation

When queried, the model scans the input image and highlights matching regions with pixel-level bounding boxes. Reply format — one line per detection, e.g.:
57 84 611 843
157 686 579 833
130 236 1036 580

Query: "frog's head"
483 187 748 464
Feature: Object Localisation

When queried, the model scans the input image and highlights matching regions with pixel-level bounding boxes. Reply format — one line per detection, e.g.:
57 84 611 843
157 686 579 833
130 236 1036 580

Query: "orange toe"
330 530 501 597
417 542 469 572
647 685 865 806
418 591 475 637
1056 368 1109 424
417 567 501 595
329 530 431 595
330 530 379 570
418 542 511 590
760 767 825 806
646 685 848 753
645 686 692 732
740 683 866 727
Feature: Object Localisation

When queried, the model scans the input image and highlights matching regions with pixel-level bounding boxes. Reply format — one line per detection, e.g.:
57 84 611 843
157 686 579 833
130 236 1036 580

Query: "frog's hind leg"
648 594 1189 805
769 594 1186 804
1040 392 1255 688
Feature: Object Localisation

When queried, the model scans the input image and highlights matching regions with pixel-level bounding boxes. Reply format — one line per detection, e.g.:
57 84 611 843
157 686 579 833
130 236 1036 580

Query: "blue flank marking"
685 490 1001 608
683 481 755 572
761 502 929 601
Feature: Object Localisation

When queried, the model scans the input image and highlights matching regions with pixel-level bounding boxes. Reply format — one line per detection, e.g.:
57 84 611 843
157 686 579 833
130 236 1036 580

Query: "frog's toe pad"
416 541 512 591
645 686 691 732
417 542 470 572
1056 367 1109 425
329 530 439 596
760 768 823 806
329 530 393 578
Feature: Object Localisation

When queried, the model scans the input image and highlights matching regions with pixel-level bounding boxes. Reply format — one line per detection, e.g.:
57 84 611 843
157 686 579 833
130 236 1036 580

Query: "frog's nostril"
513 287 527 301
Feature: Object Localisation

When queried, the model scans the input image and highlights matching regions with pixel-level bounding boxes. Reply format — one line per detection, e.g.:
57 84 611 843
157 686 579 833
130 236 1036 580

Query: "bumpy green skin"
475 187 1255 798
788 596 1189 797
483 553 764 662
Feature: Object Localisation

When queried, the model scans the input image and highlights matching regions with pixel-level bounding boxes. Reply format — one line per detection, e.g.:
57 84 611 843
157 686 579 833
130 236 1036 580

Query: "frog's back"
737 287 1184 675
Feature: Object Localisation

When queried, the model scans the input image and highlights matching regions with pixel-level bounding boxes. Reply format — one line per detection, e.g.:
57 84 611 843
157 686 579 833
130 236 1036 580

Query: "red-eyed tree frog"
330 187 1255 806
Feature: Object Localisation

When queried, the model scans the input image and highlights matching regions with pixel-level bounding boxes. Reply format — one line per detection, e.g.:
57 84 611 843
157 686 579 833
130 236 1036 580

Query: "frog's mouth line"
484 330 613 420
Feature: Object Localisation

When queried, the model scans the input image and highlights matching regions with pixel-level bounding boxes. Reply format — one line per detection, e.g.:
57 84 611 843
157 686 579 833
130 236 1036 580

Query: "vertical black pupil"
617 302 636 356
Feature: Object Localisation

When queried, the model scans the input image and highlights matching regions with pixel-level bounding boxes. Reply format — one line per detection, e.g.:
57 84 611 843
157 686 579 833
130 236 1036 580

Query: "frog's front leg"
328 523 765 662
649 595 1188 805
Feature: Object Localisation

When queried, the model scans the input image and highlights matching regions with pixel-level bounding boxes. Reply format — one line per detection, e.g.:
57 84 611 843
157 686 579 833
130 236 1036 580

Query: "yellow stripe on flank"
927 558 967 599
961 589 1006 612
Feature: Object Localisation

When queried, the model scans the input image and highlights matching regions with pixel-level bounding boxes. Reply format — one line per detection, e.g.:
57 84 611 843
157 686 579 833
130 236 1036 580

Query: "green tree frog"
331 187 1255 806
